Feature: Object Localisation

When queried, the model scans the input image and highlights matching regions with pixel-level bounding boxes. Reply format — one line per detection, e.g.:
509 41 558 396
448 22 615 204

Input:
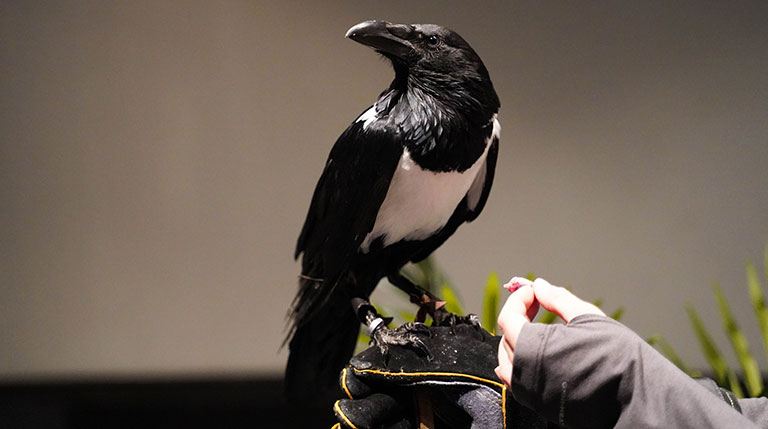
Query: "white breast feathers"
360 117 500 252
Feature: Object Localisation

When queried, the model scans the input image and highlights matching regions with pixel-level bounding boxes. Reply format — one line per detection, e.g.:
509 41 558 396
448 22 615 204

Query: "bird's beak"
346 20 414 60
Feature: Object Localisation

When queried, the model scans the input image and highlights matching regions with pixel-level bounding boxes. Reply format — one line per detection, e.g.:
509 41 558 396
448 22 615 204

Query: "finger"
503 276 533 293
496 335 513 386
499 284 535 319
504 277 541 320
334 393 400 429
532 278 605 323
497 285 533 347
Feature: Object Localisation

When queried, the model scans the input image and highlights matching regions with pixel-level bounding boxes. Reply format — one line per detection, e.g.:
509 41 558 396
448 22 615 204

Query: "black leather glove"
332 323 554 429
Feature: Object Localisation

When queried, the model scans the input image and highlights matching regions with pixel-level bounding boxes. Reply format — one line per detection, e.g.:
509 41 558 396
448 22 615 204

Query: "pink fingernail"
504 277 533 292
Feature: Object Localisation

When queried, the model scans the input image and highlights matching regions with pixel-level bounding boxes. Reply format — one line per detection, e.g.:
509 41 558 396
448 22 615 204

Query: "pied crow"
285 20 500 403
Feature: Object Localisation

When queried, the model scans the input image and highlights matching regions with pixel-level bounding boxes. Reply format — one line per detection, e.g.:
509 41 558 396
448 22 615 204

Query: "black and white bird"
285 20 500 401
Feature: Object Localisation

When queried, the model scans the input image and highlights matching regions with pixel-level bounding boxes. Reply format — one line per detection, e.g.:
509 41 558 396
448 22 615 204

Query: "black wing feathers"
291 117 401 326
464 132 498 221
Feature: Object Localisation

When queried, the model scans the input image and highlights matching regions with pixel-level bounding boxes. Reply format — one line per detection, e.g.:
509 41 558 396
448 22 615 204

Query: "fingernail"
504 277 533 292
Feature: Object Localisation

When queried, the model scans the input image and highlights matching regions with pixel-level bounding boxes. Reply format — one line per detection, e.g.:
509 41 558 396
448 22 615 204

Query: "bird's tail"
284 275 363 405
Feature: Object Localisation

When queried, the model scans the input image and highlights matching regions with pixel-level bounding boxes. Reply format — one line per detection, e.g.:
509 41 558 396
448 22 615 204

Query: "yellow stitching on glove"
333 400 358 429
341 367 354 400
331 424 341 429
351 368 506 389
502 385 507 429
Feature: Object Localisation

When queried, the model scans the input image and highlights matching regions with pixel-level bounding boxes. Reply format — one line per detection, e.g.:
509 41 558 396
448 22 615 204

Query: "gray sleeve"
741 398 768 427
510 314 765 428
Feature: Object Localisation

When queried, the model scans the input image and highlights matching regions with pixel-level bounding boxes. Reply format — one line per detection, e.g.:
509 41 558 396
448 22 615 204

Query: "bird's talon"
432 309 483 331
370 322 432 360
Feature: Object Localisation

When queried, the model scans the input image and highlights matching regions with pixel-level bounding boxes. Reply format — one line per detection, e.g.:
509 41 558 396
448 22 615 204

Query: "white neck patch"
356 106 378 130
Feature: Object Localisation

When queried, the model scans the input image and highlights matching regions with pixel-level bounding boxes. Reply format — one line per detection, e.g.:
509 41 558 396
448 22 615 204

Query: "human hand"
495 277 605 386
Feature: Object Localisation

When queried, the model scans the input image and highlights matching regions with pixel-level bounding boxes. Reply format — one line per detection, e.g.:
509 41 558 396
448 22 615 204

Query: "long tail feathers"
284 278 361 404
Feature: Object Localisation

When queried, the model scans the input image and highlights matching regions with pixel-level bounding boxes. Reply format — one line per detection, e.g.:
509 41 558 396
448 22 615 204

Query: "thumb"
497 285 537 347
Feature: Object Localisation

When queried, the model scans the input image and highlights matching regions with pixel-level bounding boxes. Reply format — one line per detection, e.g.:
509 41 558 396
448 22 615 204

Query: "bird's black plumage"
286 21 500 403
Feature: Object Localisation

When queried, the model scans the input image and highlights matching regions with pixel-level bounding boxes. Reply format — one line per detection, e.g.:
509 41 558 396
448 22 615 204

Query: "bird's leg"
351 298 431 359
386 272 446 323
387 272 482 330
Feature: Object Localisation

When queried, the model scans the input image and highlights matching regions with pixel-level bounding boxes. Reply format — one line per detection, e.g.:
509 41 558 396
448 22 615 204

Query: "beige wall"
2 1 767 379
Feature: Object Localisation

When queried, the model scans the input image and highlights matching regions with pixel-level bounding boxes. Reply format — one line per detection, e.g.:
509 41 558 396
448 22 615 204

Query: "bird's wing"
295 112 401 290
285 115 400 389
463 118 499 221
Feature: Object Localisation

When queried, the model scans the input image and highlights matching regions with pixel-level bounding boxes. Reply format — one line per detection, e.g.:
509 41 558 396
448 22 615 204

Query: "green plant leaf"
401 256 452 295
537 311 558 324
441 285 464 316
609 307 625 321
646 334 699 377
483 272 500 334
714 283 764 396
687 304 729 386
726 368 745 399
765 245 768 285
356 332 371 354
410 259 433 292
746 261 768 365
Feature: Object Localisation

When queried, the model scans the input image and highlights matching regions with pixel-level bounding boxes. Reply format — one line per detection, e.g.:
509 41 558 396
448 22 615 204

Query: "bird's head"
346 20 499 118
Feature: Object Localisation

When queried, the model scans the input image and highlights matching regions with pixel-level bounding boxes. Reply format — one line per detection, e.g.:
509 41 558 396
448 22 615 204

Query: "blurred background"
2 0 767 426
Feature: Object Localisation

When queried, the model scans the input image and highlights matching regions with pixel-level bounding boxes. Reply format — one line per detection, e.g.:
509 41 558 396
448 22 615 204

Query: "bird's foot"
431 308 483 333
412 294 483 333
370 321 433 361
412 293 445 323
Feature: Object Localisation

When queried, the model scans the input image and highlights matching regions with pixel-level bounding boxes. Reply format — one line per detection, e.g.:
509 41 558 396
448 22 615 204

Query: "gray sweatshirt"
511 314 768 428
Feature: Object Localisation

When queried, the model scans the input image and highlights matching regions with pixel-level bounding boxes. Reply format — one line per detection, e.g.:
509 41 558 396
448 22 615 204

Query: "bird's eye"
426 35 439 46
